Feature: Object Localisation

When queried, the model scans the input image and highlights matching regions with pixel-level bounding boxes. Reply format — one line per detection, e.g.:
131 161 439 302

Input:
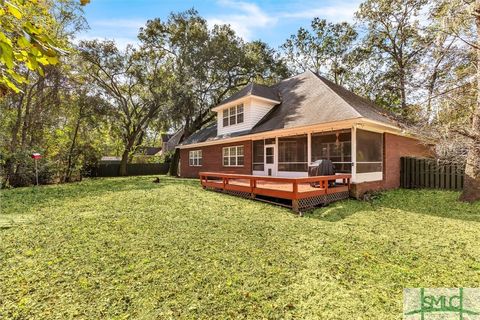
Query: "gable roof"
251 71 397 133
180 71 401 146
217 83 280 107
161 134 172 142
136 147 162 155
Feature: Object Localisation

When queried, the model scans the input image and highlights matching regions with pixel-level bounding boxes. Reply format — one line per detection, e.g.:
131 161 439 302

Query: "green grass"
1 176 479 319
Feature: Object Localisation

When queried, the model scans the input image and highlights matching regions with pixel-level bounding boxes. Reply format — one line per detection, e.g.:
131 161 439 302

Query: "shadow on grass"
1 176 199 215
307 189 480 223
374 189 480 222
306 199 371 222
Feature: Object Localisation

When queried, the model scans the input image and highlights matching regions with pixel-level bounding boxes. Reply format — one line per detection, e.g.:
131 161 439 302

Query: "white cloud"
77 18 146 50
206 0 277 40
279 3 361 22
206 0 361 41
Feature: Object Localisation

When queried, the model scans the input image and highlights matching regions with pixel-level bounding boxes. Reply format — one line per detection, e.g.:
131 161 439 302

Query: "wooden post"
250 177 256 199
292 199 299 213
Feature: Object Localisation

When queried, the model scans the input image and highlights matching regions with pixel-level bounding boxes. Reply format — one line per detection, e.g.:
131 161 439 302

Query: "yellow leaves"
2 75 21 93
17 36 29 49
5 1 22 19
0 0 65 94
0 41 14 69
0 31 13 46
7 68 26 83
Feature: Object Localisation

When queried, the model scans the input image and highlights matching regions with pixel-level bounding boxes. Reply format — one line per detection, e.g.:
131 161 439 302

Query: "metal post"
35 158 39 186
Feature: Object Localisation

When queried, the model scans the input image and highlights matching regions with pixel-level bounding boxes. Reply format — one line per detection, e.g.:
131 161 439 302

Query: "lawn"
1 176 479 319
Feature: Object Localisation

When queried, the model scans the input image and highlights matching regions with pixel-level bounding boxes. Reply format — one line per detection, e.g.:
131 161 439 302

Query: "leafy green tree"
429 0 480 201
138 9 288 176
282 18 358 85
0 0 91 186
356 0 430 114
79 40 170 176
0 0 66 94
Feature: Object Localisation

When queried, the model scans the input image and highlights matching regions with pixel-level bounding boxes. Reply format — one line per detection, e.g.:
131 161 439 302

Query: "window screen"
356 129 383 173
252 140 264 171
311 130 352 173
278 135 307 172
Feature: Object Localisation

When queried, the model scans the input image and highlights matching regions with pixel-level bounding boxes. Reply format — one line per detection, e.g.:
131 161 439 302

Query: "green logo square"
404 288 480 319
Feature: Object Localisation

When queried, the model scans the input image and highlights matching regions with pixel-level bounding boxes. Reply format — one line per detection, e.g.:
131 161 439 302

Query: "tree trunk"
399 66 408 114
119 134 139 176
64 105 83 182
460 1 480 202
168 148 181 176
119 148 130 176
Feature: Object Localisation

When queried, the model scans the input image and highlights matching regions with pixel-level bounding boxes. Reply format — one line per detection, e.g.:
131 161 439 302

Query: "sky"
77 0 362 49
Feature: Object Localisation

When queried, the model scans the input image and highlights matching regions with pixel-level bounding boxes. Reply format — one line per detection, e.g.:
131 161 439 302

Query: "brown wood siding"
351 133 432 197
180 140 252 178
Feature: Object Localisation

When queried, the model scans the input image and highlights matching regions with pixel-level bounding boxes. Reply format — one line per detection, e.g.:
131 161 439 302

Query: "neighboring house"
135 146 162 156
161 129 183 154
100 147 162 165
177 71 431 197
99 156 121 164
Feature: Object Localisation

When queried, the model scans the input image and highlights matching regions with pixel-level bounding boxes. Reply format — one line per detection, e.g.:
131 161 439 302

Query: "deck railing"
199 172 351 211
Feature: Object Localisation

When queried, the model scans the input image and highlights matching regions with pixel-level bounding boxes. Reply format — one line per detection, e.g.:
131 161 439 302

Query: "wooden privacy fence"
400 157 464 190
89 163 170 177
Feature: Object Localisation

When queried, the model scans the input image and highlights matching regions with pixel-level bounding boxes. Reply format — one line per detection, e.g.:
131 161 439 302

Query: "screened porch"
251 127 384 183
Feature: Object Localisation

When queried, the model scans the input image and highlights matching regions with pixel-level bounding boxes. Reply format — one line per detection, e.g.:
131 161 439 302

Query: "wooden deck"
199 172 351 213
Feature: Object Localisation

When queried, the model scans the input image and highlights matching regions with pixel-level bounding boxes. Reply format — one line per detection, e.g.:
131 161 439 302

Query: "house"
136 146 162 156
99 156 121 164
99 147 162 165
161 129 183 154
177 71 431 197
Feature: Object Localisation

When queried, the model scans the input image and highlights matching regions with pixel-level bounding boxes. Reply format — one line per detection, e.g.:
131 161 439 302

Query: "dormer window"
222 104 244 127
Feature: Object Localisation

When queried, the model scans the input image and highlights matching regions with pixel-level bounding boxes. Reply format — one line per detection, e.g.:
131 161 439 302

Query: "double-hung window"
222 104 244 127
223 145 244 166
189 150 202 166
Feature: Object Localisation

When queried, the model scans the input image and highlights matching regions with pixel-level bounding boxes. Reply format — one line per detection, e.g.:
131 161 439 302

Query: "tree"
0 0 88 187
424 0 480 202
281 18 358 85
356 0 430 114
79 40 169 176
0 0 66 94
138 9 288 176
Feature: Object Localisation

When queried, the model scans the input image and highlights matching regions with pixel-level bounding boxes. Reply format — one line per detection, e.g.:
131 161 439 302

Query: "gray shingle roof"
219 83 280 106
251 71 397 133
180 71 401 146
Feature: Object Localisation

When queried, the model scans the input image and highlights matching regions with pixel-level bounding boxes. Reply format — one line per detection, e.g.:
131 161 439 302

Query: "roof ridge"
309 71 363 118
310 72 399 123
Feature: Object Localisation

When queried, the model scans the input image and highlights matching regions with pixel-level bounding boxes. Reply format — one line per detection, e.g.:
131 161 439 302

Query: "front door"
265 144 276 176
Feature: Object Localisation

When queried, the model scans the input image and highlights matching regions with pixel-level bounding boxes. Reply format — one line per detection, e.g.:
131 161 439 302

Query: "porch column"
307 132 312 165
351 124 357 183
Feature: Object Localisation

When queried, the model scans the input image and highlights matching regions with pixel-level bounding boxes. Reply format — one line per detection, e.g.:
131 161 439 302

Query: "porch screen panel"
311 130 352 173
356 129 383 173
278 135 307 172
252 140 264 171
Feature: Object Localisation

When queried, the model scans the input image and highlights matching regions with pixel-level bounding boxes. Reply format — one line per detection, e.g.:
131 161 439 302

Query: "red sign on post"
31 153 42 159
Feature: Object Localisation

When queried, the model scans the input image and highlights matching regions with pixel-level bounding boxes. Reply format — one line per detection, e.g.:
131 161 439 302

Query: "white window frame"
222 104 244 127
189 150 202 167
222 145 244 167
